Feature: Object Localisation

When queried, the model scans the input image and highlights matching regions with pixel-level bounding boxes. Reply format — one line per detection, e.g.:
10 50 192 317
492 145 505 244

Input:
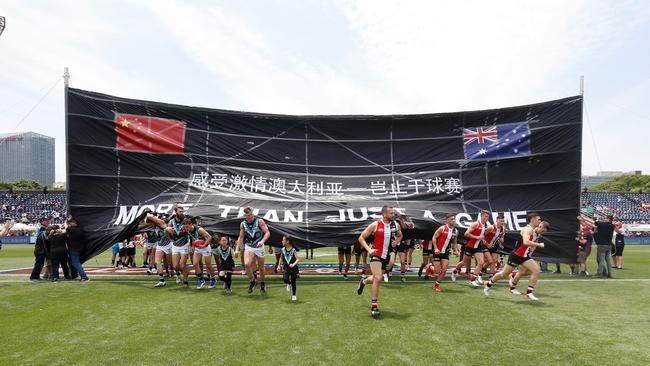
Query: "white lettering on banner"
268 178 287 194
512 211 527 230
251 176 267 193
444 178 462 194
326 182 343 196
370 181 387 195
218 204 237 218
456 213 473 227
189 170 464 198
288 180 304 194
426 177 445 194
263 209 279 222
190 172 209 188
210 174 228 189
113 204 195 225
306 181 324 196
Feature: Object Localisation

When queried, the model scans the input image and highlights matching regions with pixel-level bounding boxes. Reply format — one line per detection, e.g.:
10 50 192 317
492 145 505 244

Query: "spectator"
593 215 615 278
612 221 625 269
65 217 89 282
29 218 50 282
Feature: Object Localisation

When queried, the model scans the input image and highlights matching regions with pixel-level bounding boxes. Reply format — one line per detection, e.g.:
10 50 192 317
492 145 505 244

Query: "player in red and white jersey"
418 238 434 278
507 220 550 294
483 213 546 301
356 205 403 317
452 210 490 287
482 214 507 275
424 213 460 292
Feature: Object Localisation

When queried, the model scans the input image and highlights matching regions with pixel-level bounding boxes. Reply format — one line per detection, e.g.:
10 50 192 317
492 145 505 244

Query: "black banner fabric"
66 88 582 262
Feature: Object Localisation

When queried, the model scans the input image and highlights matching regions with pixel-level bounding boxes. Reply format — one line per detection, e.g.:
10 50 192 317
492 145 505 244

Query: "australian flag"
463 121 531 160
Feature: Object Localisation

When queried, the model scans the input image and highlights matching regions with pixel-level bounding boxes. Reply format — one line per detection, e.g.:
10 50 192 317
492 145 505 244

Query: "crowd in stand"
1 192 67 225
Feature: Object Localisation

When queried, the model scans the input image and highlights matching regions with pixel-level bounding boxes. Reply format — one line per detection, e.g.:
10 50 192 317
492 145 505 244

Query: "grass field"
1 245 649 365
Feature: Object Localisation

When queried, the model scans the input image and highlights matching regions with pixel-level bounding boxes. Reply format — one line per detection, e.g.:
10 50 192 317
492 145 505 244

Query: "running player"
353 242 368 276
428 213 459 292
507 220 550 294
356 205 403 317
236 207 270 294
184 219 214 289
452 210 490 287
277 235 300 302
166 205 191 287
483 214 507 275
418 238 434 279
483 213 546 301
215 235 236 294
141 210 166 275
337 245 352 279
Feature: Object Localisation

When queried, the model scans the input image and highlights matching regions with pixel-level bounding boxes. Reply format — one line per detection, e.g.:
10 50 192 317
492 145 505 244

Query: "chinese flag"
115 113 186 154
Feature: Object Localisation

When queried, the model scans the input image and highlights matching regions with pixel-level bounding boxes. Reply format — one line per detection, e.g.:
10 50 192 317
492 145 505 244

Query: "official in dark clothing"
29 218 50 281
65 218 89 282
48 226 71 282
593 215 615 278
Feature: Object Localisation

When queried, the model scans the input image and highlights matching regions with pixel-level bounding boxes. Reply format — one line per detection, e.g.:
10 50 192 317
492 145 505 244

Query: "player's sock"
226 273 232 289
486 280 493 287
159 274 165 282
291 277 297 296
526 285 534 294
510 281 518 290
371 299 378 310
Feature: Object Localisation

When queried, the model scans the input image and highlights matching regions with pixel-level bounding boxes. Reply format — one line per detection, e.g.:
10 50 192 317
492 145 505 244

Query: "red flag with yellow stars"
114 113 186 154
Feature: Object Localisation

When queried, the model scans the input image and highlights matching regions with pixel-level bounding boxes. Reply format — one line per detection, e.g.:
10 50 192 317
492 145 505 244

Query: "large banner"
67 88 582 262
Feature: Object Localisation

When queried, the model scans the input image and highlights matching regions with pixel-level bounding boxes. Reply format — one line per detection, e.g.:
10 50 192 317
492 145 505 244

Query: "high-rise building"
0 132 55 186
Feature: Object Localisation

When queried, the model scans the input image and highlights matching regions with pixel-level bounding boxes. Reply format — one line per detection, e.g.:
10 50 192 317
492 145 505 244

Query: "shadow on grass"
374 309 411 320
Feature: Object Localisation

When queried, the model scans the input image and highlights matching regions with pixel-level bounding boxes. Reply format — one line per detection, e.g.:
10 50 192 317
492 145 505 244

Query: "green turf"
1 246 649 365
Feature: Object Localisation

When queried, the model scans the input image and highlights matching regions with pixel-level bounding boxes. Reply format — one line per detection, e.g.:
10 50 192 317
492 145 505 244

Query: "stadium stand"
1 191 67 224
581 192 650 224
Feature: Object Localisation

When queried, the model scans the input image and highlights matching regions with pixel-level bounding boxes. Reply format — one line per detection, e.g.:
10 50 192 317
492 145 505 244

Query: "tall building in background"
0 132 55 186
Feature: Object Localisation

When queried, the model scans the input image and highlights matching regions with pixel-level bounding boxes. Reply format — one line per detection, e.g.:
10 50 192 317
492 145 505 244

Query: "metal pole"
64 67 70 216
580 75 584 96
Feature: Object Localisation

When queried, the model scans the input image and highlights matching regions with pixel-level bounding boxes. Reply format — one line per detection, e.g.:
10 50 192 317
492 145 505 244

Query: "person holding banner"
356 205 403 318
236 207 270 294
483 213 545 301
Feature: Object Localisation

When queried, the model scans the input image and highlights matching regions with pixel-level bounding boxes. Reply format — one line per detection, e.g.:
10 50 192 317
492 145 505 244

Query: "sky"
0 0 648 183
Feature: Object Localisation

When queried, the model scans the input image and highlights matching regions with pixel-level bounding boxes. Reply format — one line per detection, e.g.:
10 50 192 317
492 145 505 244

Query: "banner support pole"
580 75 584 96
64 67 70 216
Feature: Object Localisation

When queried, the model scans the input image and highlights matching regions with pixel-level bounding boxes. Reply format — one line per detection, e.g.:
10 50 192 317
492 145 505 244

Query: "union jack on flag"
462 122 531 161
463 126 499 145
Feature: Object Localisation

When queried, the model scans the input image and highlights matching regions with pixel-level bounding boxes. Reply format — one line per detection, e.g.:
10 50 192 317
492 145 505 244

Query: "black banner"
66 88 582 262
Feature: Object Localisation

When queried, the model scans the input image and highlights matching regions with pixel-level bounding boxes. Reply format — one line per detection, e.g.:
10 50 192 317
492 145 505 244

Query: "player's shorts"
218 258 235 272
194 245 212 257
463 246 479 256
283 263 299 278
354 243 366 256
111 244 120 255
172 244 191 255
478 243 490 253
422 248 433 256
404 240 416 249
432 251 450 262
338 246 352 255
145 241 157 250
126 247 136 256
245 244 265 258
576 250 588 264
118 248 126 257
395 242 407 253
370 255 389 270
157 243 172 255
507 253 531 268
488 244 500 254
613 244 625 257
